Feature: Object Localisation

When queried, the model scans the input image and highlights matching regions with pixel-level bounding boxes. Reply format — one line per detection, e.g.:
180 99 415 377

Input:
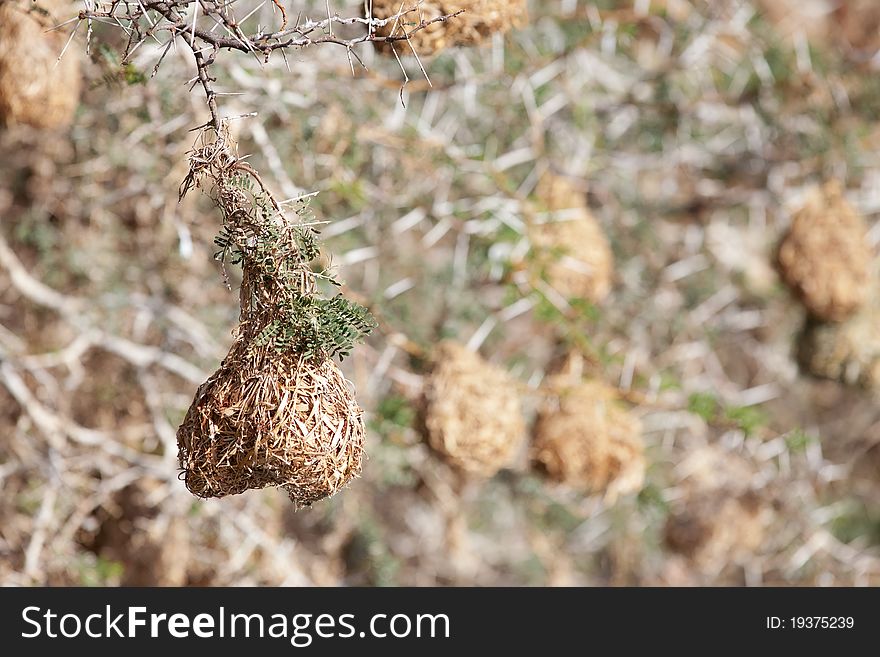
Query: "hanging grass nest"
422 340 526 477
177 338 368 505
798 285 880 389
531 369 644 502
176 127 375 505
528 173 613 306
370 0 527 57
664 490 768 574
662 445 772 575
0 0 81 129
777 180 871 322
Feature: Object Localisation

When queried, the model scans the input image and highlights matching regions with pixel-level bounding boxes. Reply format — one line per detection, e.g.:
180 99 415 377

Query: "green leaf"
724 405 767 437
687 392 718 422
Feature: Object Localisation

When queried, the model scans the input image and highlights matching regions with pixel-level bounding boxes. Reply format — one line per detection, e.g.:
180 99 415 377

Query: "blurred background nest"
2 0 880 586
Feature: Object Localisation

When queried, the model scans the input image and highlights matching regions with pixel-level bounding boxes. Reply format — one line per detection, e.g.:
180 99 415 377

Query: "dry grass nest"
777 180 871 322
798 284 880 389
662 446 773 575
664 490 769 574
175 127 372 506
0 0 81 129
528 173 613 305
370 0 527 56
422 341 526 477
177 337 366 506
531 374 645 502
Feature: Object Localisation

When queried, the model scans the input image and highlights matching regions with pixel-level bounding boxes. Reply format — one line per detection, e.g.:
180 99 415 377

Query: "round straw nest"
531 374 645 502
662 445 771 575
798 286 880 389
0 0 81 129
422 340 526 477
370 0 527 56
664 490 768 574
177 336 366 506
528 173 613 305
777 180 871 322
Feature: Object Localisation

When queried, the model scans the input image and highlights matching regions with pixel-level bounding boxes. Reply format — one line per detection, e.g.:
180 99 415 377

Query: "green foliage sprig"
181 125 376 361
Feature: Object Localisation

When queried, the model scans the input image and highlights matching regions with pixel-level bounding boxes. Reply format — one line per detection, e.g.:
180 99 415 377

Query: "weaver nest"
531 373 644 502
177 336 366 506
422 341 526 477
798 284 880 389
663 445 772 575
777 180 871 322
0 0 81 129
371 0 527 56
528 173 613 305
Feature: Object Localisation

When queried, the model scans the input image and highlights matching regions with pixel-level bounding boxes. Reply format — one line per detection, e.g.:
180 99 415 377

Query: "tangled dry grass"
0 0 81 128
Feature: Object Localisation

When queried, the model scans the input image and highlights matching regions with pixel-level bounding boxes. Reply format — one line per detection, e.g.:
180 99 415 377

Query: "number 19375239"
766 617 854 629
